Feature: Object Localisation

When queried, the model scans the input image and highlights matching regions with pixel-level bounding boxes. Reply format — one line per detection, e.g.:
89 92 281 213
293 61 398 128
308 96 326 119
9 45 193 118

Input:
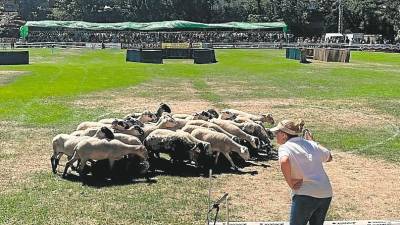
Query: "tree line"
15 0 400 40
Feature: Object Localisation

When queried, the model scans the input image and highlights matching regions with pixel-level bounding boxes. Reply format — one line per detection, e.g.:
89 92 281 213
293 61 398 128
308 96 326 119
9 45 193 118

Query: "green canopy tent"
20 20 288 38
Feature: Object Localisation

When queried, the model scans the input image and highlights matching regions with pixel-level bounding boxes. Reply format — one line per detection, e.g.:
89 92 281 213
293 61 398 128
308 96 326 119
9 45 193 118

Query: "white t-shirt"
278 137 332 198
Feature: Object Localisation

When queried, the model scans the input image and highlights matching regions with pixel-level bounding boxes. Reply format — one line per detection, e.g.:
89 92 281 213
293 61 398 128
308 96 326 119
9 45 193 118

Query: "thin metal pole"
207 169 212 225
226 196 229 225
338 0 343 34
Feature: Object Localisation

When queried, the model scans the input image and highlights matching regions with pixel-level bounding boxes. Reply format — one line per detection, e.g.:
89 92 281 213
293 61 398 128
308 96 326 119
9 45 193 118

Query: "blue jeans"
290 195 332 225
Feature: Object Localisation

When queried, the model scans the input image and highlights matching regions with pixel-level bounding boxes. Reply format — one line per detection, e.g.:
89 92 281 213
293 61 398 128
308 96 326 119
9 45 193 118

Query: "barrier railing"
5 41 400 52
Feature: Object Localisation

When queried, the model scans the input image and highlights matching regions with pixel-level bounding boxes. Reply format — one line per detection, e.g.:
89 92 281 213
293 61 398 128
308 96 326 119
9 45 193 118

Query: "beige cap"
270 119 305 135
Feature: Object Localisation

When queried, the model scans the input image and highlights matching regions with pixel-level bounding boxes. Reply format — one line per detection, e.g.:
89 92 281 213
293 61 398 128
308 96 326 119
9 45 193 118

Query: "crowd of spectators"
26 30 287 44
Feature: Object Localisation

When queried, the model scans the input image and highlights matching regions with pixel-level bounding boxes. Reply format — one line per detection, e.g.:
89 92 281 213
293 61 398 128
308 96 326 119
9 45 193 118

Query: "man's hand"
291 179 303 190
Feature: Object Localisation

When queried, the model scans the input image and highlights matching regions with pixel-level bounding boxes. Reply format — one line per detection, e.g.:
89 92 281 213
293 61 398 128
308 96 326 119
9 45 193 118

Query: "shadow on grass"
58 150 278 187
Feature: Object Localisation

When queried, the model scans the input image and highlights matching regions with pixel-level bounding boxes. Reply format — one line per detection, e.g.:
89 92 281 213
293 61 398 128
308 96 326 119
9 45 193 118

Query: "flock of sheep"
51 103 276 183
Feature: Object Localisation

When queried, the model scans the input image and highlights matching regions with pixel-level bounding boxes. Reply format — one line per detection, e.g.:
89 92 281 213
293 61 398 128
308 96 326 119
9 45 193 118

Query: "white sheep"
181 124 216 134
51 127 114 173
144 129 211 166
62 139 148 179
223 109 275 124
114 114 178 140
190 127 250 170
124 110 158 123
186 120 237 139
209 118 260 149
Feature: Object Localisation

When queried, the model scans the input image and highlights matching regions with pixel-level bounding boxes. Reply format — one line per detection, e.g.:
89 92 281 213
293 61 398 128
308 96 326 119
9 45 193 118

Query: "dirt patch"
73 80 213 116
217 151 400 221
0 71 26 85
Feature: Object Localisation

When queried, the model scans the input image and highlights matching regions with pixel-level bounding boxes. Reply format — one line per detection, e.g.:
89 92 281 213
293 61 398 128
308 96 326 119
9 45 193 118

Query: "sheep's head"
159 114 178 128
156 103 171 118
100 127 114 140
111 120 130 130
207 109 219 119
242 122 256 133
239 146 250 161
250 136 260 149
220 110 236 120
261 113 275 125
126 117 144 127
193 111 212 121
132 125 145 136
141 110 157 123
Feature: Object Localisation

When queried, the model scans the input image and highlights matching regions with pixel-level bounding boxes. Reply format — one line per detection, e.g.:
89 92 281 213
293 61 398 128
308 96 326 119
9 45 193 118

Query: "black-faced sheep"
62 139 148 179
155 103 172 119
185 120 237 139
223 109 275 125
190 127 250 170
209 118 260 149
144 129 212 167
51 127 114 173
114 114 178 141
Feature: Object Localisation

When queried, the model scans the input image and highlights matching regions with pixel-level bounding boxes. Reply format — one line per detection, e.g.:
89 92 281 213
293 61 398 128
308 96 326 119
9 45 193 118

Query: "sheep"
76 121 110 131
155 103 172 119
172 111 212 121
190 128 250 170
71 127 142 145
113 133 142 145
181 124 217 134
51 127 115 173
228 121 274 157
223 109 275 125
172 113 192 120
218 110 236 120
124 110 158 124
206 109 220 119
185 120 237 139
209 118 260 149
70 127 101 137
223 120 273 142
62 139 148 179
114 114 178 141
241 122 274 142
98 118 119 124
144 129 211 167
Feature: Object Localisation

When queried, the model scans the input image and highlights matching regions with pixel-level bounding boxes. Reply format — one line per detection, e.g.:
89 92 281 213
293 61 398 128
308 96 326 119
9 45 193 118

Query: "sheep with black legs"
209 118 260 149
144 129 212 168
123 110 158 124
114 114 178 141
51 127 114 174
190 128 250 171
222 109 275 125
185 120 237 139
62 138 149 180
181 124 217 134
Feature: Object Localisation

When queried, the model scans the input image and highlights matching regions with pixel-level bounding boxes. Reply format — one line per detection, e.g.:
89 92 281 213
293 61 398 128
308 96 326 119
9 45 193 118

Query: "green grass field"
0 48 399 224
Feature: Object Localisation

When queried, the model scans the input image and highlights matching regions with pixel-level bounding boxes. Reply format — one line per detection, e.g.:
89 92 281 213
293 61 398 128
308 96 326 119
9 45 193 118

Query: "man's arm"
280 156 302 190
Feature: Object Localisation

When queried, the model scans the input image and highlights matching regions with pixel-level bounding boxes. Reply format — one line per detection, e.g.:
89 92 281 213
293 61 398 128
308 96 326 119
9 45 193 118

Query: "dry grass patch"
0 71 27 85
226 99 398 129
73 80 214 116
0 122 53 193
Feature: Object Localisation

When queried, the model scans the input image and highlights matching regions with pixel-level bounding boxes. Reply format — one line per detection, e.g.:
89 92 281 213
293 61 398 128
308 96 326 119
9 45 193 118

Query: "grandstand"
20 20 288 48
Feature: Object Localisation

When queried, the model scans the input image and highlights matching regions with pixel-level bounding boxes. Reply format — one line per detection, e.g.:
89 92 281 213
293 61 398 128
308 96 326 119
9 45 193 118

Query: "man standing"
270 119 333 225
